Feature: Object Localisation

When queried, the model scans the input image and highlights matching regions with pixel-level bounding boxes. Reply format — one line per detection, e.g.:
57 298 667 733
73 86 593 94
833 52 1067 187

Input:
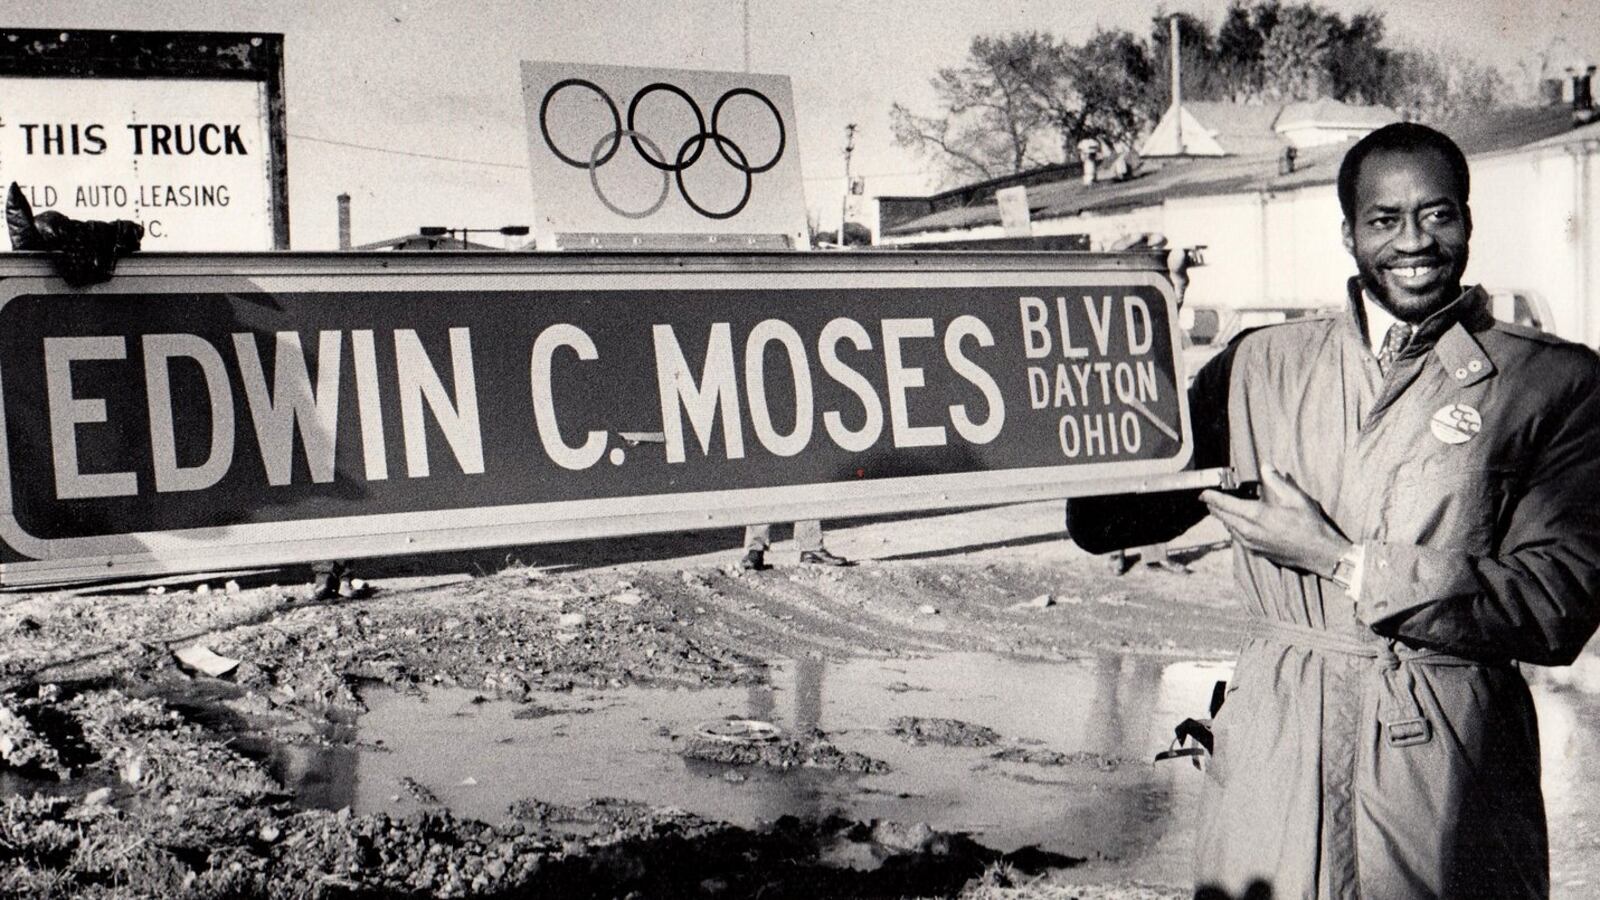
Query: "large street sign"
521 61 808 250
0 29 289 251
0 250 1209 585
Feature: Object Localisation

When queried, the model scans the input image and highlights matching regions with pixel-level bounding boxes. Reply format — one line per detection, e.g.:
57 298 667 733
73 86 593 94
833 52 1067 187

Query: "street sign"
521 61 808 250
0 250 1204 585
0 29 289 251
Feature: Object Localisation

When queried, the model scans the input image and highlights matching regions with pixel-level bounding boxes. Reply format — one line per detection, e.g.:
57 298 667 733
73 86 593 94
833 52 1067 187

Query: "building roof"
1527 115 1600 150
885 105 1583 239
1433 104 1580 155
884 143 1345 236
1276 98 1398 132
1141 101 1286 157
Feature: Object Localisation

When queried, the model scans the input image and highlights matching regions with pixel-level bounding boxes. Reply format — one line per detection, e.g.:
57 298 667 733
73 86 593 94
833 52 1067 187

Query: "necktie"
1376 322 1413 375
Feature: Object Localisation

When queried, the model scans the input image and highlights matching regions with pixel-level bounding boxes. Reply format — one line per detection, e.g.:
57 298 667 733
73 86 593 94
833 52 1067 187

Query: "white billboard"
521 61 809 250
0 77 276 251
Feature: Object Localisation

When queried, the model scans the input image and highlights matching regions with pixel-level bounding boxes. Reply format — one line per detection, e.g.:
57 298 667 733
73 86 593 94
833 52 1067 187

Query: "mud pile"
679 723 890 774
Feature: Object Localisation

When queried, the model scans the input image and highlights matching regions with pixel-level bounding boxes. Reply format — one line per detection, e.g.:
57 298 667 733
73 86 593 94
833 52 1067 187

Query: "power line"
288 133 526 170
802 169 927 182
291 131 932 184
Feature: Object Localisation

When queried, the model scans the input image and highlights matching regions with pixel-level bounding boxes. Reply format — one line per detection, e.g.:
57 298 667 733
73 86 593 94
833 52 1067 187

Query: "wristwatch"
1327 547 1361 590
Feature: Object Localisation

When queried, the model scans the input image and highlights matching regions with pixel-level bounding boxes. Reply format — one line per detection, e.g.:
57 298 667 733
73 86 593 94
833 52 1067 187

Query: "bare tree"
891 30 1157 185
890 32 1065 185
1388 45 1509 123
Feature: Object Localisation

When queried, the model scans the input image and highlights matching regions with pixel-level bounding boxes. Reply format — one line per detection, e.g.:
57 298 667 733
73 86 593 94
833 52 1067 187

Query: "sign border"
0 250 1196 584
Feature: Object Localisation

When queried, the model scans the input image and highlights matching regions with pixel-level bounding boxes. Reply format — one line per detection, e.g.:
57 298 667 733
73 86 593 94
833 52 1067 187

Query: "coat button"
1467 359 1483 373
1454 367 1467 379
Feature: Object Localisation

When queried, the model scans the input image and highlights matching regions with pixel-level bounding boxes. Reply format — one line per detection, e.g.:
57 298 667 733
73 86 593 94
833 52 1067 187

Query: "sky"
6 0 1596 249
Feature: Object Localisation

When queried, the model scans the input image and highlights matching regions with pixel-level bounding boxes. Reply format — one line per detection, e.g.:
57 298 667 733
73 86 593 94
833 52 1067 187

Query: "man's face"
1342 147 1472 322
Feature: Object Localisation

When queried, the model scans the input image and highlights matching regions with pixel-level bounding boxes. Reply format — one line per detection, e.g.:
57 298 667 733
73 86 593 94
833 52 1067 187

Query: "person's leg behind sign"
310 560 373 601
794 520 849 567
741 525 774 570
740 522 850 569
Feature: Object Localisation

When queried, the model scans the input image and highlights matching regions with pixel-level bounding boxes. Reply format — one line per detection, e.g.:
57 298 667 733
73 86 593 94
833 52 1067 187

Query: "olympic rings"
675 133 752 220
539 79 785 220
711 88 785 174
541 78 621 168
627 83 706 172
590 130 671 219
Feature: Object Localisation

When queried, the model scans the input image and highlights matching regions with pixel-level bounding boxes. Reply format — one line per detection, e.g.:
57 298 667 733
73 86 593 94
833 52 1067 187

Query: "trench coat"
1069 282 1600 899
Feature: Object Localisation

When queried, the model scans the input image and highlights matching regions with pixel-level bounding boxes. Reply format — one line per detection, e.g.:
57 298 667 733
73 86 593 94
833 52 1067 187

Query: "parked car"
1485 288 1552 332
1177 305 1332 384
1176 289 1554 384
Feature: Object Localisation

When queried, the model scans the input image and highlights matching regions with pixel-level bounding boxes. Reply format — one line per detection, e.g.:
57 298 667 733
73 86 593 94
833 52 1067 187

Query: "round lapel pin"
1430 403 1482 445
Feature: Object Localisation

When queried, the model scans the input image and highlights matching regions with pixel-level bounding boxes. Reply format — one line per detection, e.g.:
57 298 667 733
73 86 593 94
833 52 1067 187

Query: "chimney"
1574 67 1598 126
1078 139 1100 185
336 193 351 250
1279 145 1298 175
1573 68 1594 110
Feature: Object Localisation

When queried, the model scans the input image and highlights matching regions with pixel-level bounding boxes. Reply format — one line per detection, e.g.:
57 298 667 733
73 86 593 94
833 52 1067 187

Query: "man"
1069 123 1600 898
739 520 849 570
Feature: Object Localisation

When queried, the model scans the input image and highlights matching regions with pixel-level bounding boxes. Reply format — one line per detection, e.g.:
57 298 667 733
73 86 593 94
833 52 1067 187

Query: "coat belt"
1246 618 1510 748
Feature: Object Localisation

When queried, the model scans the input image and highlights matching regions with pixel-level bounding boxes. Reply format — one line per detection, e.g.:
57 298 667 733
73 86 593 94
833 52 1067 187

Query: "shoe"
799 549 851 567
308 571 341 602
740 549 768 571
338 577 375 598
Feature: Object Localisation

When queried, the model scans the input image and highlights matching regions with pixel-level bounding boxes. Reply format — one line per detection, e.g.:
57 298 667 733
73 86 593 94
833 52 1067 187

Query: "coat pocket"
1205 671 1249 787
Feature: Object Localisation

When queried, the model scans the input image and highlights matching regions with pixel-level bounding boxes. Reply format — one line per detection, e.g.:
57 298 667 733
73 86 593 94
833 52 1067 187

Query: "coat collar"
1342 277 1496 387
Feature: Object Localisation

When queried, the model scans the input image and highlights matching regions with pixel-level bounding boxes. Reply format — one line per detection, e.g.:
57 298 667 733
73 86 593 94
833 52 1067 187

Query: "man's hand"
1200 466 1352 577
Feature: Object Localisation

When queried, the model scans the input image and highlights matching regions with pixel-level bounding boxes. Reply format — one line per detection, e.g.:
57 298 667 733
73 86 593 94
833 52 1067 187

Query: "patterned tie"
1376 322 1413 375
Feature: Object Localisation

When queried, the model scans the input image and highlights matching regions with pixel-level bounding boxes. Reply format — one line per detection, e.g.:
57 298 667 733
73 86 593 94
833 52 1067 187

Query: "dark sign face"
0 254 1191 582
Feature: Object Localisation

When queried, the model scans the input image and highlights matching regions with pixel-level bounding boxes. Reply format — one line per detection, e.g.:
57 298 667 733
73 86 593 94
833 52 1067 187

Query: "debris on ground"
694 717 784 743
173 644 242 678
1010 593 1057 611
0 694 69 778
681 726 891 774
990 746 1130 771
889 716 1003 747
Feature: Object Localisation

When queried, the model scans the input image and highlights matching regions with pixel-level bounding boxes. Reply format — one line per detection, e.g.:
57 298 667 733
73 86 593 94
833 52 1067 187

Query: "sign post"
0 249 1217 585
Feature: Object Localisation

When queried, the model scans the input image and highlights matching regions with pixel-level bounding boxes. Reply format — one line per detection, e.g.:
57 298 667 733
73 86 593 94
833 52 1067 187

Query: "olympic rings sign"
538 79 786 221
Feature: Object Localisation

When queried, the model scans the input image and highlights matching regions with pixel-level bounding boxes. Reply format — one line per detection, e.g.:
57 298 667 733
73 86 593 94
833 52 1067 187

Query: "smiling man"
1069 122 1600 898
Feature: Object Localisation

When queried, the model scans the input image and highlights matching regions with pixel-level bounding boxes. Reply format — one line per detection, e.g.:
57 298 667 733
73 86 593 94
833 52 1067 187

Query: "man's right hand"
1200 466 1352 577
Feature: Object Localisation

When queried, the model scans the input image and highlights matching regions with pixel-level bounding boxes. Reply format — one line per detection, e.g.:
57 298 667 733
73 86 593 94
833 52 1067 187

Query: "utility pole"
1170 15 1183 154
742 0 751 72
840 123 857 247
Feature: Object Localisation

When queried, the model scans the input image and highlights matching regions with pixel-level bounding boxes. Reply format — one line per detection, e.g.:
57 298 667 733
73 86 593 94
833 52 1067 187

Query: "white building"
879 102 1600 345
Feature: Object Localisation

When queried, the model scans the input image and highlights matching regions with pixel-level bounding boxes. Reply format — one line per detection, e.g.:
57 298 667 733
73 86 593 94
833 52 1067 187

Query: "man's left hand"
1200 466 1352 577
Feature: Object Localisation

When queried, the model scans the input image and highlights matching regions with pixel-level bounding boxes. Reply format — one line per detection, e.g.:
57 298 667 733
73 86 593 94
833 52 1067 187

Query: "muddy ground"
0 501 1582 898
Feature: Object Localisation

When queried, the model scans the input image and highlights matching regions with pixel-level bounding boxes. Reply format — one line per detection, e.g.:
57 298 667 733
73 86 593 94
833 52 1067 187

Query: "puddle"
257 654 1600 890
5 650 1594 891
264 653 1232 879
